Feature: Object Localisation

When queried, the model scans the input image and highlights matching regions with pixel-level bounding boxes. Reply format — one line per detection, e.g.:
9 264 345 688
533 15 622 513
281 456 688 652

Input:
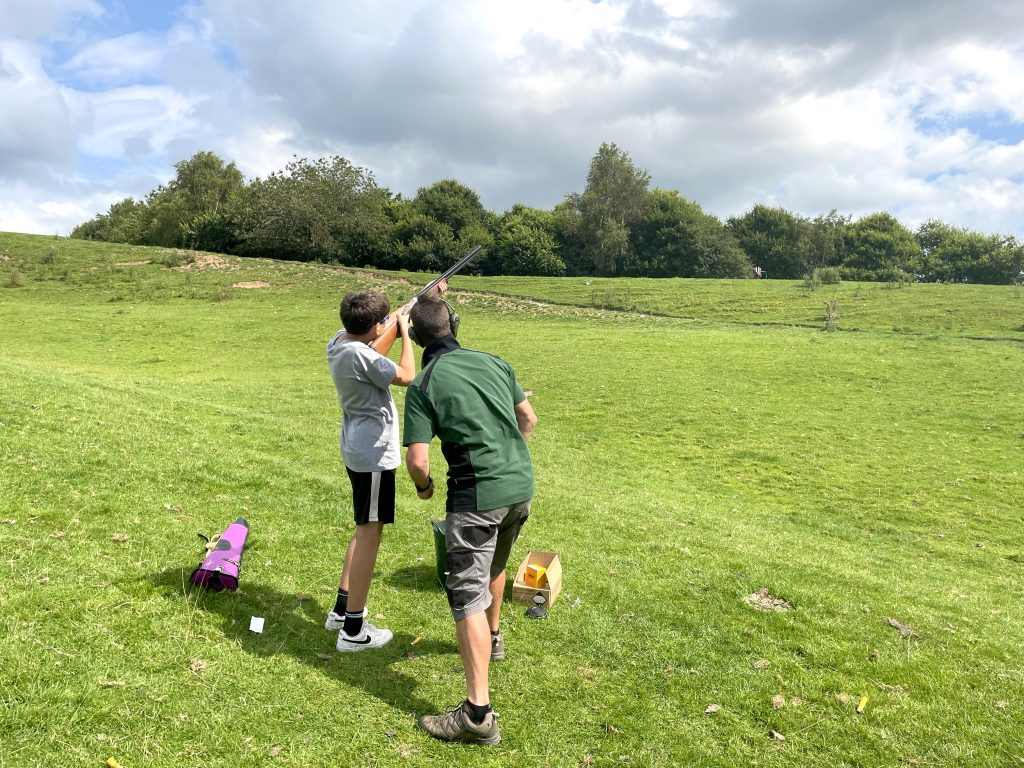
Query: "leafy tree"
71 197 146 244
551 196 588 275
806 209 850 270
143 151 244 248
574 143 651 276
727 204 811 278
390 210 457 272
629 190 751 278
234 156 391 264
488 206 565 276
412 179 491 237
916 219 1024 284
841 212 920 280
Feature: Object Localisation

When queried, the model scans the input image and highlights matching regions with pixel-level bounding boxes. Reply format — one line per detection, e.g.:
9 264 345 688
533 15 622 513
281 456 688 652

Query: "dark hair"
340 291 390 335
409 296 451 347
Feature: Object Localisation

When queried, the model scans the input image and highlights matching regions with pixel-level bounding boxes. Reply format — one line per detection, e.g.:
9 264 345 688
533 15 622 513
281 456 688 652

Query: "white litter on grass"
249 616 265 633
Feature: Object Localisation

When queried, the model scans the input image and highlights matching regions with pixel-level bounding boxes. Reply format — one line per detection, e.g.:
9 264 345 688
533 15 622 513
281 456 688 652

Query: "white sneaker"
324 606 366 631
336 622 393 652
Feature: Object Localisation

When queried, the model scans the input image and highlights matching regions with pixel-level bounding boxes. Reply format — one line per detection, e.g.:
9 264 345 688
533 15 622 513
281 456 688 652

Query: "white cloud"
60 32 165 86
3 0 1024 238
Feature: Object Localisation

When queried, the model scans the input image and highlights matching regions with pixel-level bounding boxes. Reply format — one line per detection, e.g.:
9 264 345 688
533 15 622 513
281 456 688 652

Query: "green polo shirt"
403 338 534 513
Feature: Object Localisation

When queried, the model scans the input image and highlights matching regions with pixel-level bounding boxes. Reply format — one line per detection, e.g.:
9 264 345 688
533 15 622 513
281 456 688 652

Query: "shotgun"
368 245 483 355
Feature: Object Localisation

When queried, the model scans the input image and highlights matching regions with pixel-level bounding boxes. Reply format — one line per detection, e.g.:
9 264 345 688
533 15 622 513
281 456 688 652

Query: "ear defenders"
409 299 460 347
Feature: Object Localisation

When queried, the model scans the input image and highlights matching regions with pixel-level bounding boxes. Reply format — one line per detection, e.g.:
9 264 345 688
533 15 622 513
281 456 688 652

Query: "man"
403 296 537 746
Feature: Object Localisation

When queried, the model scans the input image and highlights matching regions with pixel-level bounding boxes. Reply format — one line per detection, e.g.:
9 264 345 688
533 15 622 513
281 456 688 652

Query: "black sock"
465 700 493 724
333 589 348 616
343 611 364 637
490 629 500 637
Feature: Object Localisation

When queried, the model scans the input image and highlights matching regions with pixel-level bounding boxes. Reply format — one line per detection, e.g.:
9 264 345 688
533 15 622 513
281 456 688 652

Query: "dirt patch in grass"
180 253 229 271
115 260 152 266
742 588 792 612
884 617 919 638
232 281 271 289
0 252 10 261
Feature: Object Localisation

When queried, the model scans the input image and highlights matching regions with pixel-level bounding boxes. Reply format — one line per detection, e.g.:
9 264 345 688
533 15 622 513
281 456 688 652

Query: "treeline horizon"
71 144 1024 285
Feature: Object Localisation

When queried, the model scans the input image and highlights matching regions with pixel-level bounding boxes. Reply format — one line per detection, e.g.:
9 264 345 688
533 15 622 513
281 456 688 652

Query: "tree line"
71 144 1024 284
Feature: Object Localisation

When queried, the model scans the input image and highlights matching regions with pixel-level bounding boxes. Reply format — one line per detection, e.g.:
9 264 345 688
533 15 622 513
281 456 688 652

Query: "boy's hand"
429 279 448 297
396 310 411 335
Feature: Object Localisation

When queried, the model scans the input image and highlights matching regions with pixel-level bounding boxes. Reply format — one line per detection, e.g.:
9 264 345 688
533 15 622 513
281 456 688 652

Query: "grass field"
1 232 1022 767
420 272 1024 341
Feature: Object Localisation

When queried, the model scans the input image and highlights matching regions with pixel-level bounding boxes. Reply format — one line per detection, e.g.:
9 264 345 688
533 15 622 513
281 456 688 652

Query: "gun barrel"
416 245 483 298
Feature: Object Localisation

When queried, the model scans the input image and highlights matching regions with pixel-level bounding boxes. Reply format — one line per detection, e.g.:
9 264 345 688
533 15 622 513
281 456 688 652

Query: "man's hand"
415 476 434 500
396 310 411 336
406 443 433 500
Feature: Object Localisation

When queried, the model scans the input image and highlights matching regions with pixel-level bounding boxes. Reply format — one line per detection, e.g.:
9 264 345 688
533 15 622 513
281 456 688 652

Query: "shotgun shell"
856 696 868 714
106 759 123 768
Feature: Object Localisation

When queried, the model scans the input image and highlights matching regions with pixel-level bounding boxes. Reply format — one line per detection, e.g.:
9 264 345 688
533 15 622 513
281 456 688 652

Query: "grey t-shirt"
327 332 400 472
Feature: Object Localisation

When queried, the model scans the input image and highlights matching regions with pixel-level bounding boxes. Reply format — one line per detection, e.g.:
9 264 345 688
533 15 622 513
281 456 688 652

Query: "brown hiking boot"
490 633 505 661
418 701 500 745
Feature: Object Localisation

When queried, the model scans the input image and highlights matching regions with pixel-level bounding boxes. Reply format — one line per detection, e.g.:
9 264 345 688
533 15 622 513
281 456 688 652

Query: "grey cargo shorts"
443 500 531 621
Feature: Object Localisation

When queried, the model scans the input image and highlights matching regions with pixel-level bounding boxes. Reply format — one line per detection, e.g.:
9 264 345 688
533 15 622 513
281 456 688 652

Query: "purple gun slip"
189 517 249 591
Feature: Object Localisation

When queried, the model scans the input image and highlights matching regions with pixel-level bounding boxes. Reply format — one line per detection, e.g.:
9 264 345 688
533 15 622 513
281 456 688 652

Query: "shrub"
823 299 840 331
4 268 24 288
802 271 821 291
42 246 59 264
814 266 841 284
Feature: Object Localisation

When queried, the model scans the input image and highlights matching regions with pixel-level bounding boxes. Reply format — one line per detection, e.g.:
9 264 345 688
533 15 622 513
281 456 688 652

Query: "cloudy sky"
2 0 1024 237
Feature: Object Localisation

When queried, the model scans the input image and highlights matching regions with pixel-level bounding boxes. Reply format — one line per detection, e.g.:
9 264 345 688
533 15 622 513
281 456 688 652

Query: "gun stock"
368 245 483 355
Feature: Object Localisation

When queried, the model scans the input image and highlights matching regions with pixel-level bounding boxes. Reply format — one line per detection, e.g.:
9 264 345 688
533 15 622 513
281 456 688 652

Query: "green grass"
1 232 1022 767
427 273 1024 341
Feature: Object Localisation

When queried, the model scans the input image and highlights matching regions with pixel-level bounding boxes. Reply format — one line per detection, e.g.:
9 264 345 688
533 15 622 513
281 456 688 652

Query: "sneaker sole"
416 722 501 745
335 638 391 651
336 633 393 652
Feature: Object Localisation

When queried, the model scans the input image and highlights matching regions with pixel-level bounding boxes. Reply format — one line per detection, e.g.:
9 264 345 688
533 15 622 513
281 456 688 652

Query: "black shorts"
346 468 396 525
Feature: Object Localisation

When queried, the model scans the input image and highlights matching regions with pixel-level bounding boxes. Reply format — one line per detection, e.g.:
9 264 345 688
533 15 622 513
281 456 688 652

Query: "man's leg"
418 508 502 744
456 611 491 706
485 572 505 634
487 500 530 660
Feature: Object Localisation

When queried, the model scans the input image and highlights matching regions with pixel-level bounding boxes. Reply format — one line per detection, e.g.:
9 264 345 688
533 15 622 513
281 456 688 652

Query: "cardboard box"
512 551 562 607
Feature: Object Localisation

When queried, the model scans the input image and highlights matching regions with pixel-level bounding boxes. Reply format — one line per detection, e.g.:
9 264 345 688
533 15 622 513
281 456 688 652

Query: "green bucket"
431 519 447 588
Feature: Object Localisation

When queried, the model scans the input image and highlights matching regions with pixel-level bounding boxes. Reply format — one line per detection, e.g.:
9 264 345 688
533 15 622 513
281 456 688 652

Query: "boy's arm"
390 311 416 386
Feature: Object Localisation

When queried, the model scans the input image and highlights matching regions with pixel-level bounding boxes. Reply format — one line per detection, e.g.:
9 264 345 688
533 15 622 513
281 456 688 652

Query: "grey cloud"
0 48 79 180
0 0 101 39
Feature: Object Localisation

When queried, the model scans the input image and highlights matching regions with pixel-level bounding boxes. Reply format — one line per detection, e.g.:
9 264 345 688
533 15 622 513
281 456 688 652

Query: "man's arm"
514 398 536 439
405 442 434 499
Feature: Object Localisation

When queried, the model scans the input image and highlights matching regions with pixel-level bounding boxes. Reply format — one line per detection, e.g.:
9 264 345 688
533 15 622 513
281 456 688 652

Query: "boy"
325 290 415 651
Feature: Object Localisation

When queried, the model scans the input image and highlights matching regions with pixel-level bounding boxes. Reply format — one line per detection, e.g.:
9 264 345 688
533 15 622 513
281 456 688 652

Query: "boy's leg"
335 468 395 651
339 536 357 593
344 521 383 615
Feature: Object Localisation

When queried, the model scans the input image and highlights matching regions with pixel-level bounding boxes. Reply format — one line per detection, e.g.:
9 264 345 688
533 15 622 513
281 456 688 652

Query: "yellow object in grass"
856 696 868 713
524 564 547 588
106 759 123 768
